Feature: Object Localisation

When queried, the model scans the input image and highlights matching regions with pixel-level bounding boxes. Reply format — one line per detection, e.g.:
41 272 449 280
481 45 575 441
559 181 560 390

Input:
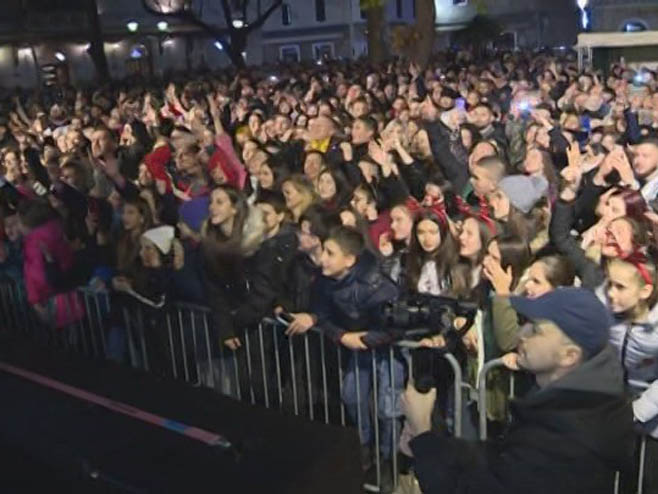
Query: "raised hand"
609 146 636 187
368 139 390 167
566 141 582 170
340 141 353 162
483 256 513 296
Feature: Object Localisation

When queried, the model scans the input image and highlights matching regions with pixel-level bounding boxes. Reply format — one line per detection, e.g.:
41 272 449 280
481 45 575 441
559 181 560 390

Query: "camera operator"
394 209 460 458
403 288 635 494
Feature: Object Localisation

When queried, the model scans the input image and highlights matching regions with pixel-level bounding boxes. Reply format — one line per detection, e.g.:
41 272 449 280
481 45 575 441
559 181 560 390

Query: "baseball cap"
510 288 612 358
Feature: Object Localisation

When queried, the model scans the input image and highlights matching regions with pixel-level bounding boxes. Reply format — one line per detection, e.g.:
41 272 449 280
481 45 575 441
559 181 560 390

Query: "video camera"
384 294 478 394
383 293 477 337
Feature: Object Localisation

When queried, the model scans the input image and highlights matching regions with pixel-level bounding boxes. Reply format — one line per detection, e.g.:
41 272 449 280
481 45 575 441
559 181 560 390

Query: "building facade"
590 0 658 33
259 0 476 65
0 0 237 87
259 0 416 64
0 0 479 88
479 0 580 49
476 0 658 51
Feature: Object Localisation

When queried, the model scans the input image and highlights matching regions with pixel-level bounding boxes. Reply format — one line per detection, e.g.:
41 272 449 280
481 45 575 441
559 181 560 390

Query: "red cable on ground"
0 361 232 449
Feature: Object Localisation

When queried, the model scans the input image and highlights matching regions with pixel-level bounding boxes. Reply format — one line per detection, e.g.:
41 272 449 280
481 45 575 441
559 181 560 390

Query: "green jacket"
491 295 522 353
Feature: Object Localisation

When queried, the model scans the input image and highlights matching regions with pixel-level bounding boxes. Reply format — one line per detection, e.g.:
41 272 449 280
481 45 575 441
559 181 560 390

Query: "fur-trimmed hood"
201 204 266 259
240 205 266 257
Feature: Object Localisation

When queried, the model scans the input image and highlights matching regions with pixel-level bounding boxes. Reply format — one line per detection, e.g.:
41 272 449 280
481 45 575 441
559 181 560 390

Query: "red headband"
620 248 654 286
405 196 448 226
611 231 654 286
454 196 497 236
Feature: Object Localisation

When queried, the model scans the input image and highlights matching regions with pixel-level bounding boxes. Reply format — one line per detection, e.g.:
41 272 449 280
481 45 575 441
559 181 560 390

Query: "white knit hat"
142 225 175 255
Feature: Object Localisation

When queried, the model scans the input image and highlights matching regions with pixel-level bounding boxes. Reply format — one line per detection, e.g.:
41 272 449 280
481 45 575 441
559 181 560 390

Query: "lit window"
280 45 300 62
315 0 326 22
313 42 334 61
624 21 647 32
282 3 291 25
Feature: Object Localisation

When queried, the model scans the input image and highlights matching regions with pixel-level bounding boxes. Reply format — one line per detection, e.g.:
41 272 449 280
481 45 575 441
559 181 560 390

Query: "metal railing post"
477 358 506 441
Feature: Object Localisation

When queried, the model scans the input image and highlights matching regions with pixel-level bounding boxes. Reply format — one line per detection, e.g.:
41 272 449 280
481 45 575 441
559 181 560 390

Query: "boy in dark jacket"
312 226 403 486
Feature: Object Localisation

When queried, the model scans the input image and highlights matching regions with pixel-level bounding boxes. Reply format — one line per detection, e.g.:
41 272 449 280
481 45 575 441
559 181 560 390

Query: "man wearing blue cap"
405 288 636 494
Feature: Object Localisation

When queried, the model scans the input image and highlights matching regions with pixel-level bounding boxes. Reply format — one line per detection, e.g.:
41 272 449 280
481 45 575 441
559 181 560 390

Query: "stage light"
157 21 169 31
127 21 139 32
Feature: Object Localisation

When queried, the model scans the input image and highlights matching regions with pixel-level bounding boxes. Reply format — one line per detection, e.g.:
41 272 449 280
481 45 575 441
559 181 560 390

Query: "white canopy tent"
576 31 658 71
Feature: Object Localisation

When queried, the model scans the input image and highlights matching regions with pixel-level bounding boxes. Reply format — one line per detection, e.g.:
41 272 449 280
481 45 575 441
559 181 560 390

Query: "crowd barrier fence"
0 282 469 493
1 279 654 494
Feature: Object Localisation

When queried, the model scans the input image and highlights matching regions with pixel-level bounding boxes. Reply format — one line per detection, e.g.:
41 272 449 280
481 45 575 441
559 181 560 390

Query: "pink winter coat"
23 219 83 328
215 133 248 190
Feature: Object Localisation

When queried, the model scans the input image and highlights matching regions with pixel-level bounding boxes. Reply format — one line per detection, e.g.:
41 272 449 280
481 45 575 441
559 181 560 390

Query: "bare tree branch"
219 0 234 29
246 0 281 31
141 0 283 67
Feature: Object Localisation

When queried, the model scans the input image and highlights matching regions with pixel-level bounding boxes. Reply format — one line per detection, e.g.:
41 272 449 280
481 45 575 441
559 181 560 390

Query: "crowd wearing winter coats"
1 48 658 493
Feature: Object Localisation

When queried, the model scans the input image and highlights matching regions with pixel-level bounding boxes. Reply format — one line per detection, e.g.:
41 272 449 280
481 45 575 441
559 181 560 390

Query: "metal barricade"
477 357 514 441
0 283 470 494
0 279 23 333
628 380 653 494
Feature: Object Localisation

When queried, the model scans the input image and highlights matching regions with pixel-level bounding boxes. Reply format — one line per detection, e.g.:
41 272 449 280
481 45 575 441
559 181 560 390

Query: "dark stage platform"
0 337 362 493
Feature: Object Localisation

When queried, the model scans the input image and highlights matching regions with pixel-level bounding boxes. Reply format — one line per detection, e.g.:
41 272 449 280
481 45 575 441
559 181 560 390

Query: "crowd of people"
1 48 658 492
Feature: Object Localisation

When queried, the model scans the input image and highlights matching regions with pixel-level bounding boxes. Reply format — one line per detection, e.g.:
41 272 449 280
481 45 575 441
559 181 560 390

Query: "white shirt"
417 261 443 296
640 170 658 202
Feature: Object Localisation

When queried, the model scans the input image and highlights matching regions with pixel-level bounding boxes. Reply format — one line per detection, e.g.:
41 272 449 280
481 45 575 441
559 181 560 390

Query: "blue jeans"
341 349 405 459
106 326 126 364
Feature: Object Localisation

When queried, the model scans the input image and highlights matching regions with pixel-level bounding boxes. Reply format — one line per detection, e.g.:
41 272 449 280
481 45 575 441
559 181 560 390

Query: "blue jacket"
0 238 23 285
312 250 399 346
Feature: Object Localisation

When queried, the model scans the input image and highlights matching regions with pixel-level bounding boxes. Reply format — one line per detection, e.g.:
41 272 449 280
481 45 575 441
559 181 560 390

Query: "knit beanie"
142 225 175 255
497 175 548 214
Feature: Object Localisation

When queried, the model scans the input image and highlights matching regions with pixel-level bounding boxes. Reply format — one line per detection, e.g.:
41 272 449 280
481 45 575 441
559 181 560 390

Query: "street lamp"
157 21 169 31
127 21 139 32
214 41 224 51
576 0 590 30
232 19 245 29
55 51 66 62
